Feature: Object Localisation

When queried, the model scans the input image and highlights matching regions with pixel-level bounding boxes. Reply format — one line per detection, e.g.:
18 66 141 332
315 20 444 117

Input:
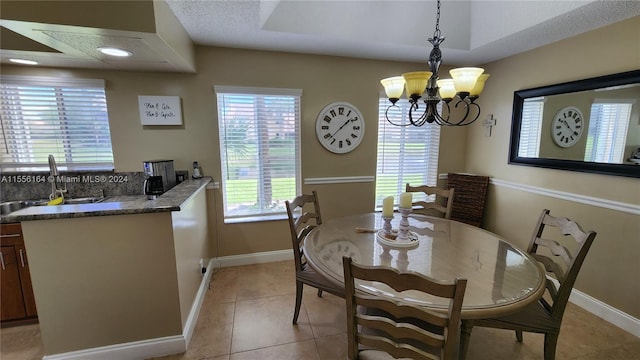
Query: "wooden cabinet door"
15 244 37 317
0 246 27 321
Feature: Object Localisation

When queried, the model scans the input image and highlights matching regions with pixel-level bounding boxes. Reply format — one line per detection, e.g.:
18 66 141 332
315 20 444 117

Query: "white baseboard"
214 249 293 268
546 277 640 338
43 258 216 360
568 284 640 337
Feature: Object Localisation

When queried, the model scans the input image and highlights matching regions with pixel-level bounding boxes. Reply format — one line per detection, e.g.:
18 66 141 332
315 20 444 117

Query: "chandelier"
380 0 489 127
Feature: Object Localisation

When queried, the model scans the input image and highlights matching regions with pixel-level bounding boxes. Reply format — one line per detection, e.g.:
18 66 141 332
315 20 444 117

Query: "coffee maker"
143 160 177 199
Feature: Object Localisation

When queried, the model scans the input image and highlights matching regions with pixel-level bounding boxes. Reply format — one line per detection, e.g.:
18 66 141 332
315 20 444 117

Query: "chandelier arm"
452 99 472 125
385 104 413 127
461 102 482 126
444 99 481 126
432 100 450 125
408 101 429 127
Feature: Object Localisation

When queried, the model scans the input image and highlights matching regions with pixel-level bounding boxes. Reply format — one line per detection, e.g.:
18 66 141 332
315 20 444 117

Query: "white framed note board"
138 95 183 125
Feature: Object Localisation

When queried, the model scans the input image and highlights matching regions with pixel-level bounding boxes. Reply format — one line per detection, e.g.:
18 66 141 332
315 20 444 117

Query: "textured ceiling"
165 0 640 65
1 0 639 72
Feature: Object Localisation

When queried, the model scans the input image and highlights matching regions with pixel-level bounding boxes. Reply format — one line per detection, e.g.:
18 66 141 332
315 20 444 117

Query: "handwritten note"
138 96 183 125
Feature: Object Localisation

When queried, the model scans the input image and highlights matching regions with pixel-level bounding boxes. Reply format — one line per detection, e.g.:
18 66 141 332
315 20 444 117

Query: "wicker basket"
446 173 490 228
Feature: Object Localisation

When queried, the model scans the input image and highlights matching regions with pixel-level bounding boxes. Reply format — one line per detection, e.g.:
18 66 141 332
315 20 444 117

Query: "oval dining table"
303 212 546 320
304 212 547 358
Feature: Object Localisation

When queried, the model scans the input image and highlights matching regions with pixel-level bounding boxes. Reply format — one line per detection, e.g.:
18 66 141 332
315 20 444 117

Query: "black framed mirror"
509 70 640 178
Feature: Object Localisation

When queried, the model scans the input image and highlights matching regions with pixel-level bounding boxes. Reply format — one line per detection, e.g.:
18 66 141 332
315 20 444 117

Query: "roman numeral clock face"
315 102 365 154
551 106 584 148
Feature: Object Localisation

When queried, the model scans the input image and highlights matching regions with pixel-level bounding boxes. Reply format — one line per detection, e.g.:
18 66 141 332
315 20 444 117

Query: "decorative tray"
376 229 419 249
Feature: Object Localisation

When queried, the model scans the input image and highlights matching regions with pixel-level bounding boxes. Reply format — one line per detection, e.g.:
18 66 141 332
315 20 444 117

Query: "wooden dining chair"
459 209 597 360
405 183 455 219
343 256 467 360
285 191 344 324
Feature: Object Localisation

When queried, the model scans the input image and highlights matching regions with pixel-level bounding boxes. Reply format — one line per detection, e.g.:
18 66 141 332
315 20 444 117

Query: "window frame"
0 75 114 172
214 86 302 223
374 96 441 209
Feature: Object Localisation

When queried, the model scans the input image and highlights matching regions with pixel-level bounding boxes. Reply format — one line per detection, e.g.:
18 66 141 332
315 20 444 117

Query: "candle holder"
382 216 393 237
396 207 411 243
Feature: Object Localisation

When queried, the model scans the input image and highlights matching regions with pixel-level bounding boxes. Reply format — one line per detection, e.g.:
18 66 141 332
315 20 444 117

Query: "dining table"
303 212 547 321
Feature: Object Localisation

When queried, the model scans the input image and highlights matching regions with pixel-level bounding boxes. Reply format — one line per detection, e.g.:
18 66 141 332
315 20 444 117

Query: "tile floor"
2 260 639 360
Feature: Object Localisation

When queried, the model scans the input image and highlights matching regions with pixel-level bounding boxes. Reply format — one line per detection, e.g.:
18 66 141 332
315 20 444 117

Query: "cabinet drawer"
1 223 24 246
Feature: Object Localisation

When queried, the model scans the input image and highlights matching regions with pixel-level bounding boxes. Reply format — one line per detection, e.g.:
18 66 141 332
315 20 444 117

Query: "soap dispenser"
192 161 203 179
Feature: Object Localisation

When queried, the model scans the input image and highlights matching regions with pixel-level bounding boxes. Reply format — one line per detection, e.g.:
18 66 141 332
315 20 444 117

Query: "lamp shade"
380 76 405 99
436 79 456 99
449 67 484 93
470 74 490 96
402 71 432 97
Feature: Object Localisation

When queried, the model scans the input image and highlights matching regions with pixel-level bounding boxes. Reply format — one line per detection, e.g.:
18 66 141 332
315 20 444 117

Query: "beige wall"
465 16 640 319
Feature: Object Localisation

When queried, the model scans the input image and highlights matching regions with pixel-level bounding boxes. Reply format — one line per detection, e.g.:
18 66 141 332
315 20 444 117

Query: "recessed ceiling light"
9 58 38 65
97 47 132 57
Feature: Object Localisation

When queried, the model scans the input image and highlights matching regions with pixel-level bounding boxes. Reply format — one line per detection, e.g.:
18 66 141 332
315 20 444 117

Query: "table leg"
459 319 474 360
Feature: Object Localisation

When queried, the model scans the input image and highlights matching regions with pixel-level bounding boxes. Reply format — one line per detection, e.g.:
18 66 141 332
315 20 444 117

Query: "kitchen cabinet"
1 223 37 324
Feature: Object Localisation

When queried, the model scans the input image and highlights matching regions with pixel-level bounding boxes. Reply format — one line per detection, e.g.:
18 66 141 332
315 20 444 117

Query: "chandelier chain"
433 0 442 39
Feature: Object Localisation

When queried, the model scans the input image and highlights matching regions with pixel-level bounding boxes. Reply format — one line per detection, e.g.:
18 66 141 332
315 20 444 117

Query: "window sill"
224 213 288 224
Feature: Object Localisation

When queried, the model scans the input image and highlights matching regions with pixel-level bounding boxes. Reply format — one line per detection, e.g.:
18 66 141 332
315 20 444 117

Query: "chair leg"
543 333 558 360
317 288 323 297
293 281 303 324
516 330 523 342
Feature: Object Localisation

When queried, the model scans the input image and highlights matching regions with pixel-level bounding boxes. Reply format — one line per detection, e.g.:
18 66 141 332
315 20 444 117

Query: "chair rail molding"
490 178 639 215
439 174 639 215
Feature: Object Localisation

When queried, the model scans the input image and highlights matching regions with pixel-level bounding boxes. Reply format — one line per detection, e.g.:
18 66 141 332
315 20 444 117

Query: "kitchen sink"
63 197 107 205
0 196 107 215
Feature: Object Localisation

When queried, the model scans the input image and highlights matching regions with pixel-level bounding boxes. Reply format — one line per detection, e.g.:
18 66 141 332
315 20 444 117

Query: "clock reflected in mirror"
316 102 365 154
551 106 584 148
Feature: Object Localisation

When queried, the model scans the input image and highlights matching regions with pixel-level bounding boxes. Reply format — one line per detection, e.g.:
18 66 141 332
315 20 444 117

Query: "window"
518 97 545 158
584 100 633 163
375 97 441 208
0 75 114 172
214 86 301 222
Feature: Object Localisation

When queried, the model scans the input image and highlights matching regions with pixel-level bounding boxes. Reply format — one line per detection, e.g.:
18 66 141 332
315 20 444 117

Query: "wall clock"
315 102 365 154
551 106 584 148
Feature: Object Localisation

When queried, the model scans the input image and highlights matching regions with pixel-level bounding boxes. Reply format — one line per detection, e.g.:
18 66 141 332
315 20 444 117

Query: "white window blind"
215 86 301 221
375 97 441 208
584 100 633 163
0 75 114 171
518 97 544 158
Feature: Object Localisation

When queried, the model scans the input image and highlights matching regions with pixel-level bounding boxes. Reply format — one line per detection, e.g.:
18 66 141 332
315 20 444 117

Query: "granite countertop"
1 177 212 223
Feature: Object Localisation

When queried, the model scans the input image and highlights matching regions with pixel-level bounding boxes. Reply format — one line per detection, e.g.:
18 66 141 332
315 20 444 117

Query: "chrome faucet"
48 155 66 200
48 154 59 176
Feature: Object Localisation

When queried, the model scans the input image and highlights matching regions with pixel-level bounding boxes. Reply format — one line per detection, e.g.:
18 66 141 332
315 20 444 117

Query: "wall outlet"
199 259 206 275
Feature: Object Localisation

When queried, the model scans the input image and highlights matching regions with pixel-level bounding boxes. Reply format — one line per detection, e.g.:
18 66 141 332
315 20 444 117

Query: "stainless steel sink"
0 199 47 215
0 197 107 215
64 197 107 205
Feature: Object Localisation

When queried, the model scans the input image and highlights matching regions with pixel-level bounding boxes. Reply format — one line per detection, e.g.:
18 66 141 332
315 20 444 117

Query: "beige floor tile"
0 323 44 360
555 303 640 359
234 261 296 301
315 333 348 360
302 290 347 338
465 327 543 360
229 339 319 360
206 266 240 304
230 294 314 353
571 340 640 360
186 301 235 358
